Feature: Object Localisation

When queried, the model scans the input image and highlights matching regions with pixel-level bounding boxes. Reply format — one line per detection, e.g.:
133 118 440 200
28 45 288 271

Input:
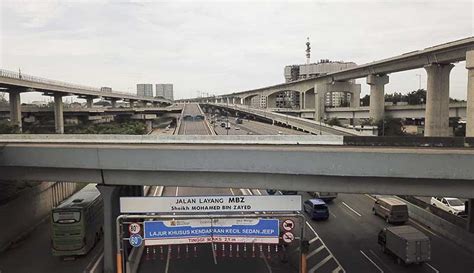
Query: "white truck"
378 225 431 265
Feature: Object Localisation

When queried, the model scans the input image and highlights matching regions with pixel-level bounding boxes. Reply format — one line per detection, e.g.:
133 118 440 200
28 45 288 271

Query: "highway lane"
0 201 102 273
307 193 474 273
139 104 291 273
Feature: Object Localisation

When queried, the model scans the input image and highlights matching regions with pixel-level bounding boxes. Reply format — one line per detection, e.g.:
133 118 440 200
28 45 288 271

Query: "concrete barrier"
0 182 80 252
398 197 474 253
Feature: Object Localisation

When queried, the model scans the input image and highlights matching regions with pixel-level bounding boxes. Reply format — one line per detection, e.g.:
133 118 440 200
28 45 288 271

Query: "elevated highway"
1 134 474 198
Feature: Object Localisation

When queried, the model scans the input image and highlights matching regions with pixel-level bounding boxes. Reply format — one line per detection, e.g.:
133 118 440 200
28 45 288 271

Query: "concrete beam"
1 136 474 197
367 74 389 122
466 50 474 137
424 63 454 136
9 91 22 132
54 94 64 134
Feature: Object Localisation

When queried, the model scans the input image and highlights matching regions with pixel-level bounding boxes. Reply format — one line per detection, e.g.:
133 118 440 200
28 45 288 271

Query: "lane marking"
368 249 391 272
153 186 159 196
229 188 235 195
255 189 262 195
365 194 376 201
304 221 345 272
164 247 172 273
329 211 337 218
262 254 273 273
175 187 179 197
426 263 439 273
360 250 383 273
307 245 325 259
341 202 362 217
309 255 333 273
408 219 439 238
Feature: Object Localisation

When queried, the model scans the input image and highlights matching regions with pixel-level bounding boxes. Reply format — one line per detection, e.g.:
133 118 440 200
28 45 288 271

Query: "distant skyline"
0 0 473 103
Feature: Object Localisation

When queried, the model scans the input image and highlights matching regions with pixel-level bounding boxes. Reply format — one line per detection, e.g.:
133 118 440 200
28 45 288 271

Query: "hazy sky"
0 0 473 102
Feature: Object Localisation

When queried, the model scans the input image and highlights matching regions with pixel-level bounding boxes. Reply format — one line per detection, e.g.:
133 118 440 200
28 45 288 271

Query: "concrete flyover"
0 69 173 133
181 37 474 137
203 102 368 136
1 134 474 198
269 102 467 119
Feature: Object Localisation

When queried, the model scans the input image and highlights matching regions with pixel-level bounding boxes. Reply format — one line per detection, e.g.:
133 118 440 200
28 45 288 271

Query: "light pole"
319 117 322 135
416 74 422 90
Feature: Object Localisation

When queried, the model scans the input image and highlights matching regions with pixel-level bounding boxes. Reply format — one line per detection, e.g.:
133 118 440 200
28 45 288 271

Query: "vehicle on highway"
220 122 226 127
235 127 240 130
378 225 430 265
266 189 277 195
225 122 231 129
235 118 243 124
372 197 408 223
304 199 329 220
308 192 338 202
51 184 103 257
430 197 465 215
281 190 298 195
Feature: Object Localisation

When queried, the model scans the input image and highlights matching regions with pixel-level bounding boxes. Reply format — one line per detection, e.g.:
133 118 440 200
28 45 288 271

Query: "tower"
305 37 311 64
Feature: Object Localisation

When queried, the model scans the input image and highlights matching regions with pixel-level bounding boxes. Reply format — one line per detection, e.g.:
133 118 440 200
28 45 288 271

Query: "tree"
377 116 405 136
327 117 342 127
361 95 370 106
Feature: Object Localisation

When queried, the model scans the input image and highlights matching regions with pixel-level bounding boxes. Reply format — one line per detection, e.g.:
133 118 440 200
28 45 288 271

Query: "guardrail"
0 68 171 102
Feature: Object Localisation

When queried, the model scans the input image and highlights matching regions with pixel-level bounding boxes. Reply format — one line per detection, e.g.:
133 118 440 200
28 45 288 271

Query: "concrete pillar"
145 120 153 132
468 199 474 233
86 97 94 108
232 97 236 104
226 97 230 104
466 51 474 137
97 185 121 273
314 84 327 122
54 94 64 134
129 100 135 108
111 99 118 108
351 87 361 108
424 63 454 136
300 92 305 109
9 91 22 132
152 102 158 108
367 74 389 122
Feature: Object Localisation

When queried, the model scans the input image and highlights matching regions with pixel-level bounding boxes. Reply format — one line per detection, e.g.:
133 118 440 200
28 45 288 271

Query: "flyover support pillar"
300 92 305 109
86 97 94 108
129 100 136 108
111 99 118 108
314 83 327 122
466 51 474 137
232 97 236 104
367 74 389 122
424 63 454 136
9 91 22 132
97 185 121 273
54 94 64 134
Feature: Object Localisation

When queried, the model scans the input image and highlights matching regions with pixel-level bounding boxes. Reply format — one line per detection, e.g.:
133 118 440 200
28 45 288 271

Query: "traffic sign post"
116 197 305 273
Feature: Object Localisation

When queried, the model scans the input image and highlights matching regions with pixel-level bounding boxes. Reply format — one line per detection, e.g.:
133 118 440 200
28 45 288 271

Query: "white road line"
175 186 179 197
309 255 333 273
426 263 439 273
229 188 235 195
255 189 262 195
329 211 337 218
408 219 439 238
304 221 345 273
262 254 273 273
307 245 325 259
368 249 391 272
365 194 376 201
360 250 383 273
164 247 172 273
341 201 362 217
153 186 159 196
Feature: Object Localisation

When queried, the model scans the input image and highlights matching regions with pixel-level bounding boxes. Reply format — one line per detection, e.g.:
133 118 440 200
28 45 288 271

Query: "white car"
430 197 465 215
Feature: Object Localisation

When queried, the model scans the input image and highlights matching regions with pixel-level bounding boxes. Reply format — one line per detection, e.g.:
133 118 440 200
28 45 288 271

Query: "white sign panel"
120 195 301 213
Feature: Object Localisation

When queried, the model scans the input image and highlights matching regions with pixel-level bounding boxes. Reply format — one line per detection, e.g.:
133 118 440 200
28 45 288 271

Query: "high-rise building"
284 60 357 82
155 84 173 101
137 84 153 97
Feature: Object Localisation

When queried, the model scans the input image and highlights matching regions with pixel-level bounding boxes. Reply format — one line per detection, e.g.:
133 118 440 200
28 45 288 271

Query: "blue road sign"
143 218 279 246
129 234 143 247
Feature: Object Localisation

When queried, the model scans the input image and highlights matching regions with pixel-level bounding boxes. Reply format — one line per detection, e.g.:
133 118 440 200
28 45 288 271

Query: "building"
325 92 351 107
100 87 112 93
284 60 357 82
156 84 173 101
137 84 153 97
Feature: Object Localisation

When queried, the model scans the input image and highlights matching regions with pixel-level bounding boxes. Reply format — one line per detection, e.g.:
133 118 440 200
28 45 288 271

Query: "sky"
0 0 473 102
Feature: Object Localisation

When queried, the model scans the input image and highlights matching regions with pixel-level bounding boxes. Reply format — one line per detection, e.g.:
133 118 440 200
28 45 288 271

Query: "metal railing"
0 68 171 102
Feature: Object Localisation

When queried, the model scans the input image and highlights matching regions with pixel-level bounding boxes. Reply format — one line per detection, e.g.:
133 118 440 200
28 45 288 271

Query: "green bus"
51 184 103 257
